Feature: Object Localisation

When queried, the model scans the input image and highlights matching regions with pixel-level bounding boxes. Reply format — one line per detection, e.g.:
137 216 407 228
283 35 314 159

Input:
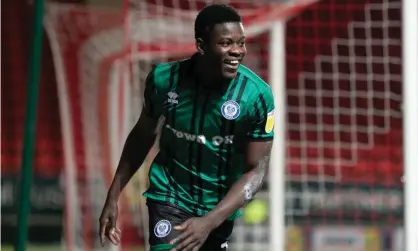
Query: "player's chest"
161 88 249 136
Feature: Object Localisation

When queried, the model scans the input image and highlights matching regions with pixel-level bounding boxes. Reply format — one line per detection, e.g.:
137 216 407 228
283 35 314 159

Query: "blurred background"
2 0 405 250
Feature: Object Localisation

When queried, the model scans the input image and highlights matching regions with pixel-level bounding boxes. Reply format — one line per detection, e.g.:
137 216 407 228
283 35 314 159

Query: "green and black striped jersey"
142 55 275 220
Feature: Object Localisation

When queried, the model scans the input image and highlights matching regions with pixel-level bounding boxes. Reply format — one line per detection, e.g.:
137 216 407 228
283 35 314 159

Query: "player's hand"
170 216 215 251
99 200 121 246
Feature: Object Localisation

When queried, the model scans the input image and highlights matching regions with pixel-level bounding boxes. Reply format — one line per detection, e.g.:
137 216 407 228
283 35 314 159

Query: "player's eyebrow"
219 35 246 40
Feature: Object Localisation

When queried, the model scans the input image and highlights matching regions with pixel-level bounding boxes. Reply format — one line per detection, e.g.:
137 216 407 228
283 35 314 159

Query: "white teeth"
225 60 238 64
224 60 239 66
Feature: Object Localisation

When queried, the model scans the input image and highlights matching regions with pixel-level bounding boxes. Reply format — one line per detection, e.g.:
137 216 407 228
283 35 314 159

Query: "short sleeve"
142 68 161 119
246 89 275 141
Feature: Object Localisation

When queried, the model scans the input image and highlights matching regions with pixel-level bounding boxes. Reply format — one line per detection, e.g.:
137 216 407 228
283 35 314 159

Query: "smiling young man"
99 4 275 251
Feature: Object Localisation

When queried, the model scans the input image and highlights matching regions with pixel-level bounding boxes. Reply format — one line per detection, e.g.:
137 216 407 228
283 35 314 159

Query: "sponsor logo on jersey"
167 92 178 104
154 220 172 238
221 100 240 120
265 110 275 133
166 124 234 146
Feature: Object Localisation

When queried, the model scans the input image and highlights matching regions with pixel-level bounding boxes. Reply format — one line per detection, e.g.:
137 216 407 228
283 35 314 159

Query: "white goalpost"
403 0 418 251
268 20 286 251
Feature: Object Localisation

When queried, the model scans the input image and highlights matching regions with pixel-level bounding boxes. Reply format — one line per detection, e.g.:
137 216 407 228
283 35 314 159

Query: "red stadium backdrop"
2 0 66 244
2 0 402 250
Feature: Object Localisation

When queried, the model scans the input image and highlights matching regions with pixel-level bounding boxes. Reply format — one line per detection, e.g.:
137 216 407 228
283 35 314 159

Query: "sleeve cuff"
246 136 274 142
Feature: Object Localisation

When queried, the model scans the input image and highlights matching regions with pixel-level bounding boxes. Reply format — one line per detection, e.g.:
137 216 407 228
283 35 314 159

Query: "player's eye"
238 41 246 47
219 41 232 47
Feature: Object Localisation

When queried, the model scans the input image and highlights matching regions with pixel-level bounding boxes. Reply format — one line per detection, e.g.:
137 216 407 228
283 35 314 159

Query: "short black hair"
194 4 242 41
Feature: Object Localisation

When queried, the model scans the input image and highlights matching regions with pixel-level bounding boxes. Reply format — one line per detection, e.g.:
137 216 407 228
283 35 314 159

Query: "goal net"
43 0 403 250
284 0 402 251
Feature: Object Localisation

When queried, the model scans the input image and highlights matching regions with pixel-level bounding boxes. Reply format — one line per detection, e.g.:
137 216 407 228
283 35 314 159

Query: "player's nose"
229 45 243 57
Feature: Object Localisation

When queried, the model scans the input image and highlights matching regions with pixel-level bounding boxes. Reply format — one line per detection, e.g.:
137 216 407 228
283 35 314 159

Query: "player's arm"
205 140 272 227
105 68 162 202
100 111 162 246
100 67 163 246
206 91 275 228
105 114 163 202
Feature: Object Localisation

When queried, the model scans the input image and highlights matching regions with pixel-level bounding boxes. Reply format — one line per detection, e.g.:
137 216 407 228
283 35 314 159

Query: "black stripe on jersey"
188 79 200 213
164 63 180 204
222 77 248 199
216 73 243 202
251 94 263 139
257 94 268 139
249 94 273 141
235 77 248 101
144 68 156 116
227 74 240 100
195 92 211 215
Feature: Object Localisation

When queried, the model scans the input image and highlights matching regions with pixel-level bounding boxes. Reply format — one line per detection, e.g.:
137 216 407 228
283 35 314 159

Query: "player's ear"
195 38 205 55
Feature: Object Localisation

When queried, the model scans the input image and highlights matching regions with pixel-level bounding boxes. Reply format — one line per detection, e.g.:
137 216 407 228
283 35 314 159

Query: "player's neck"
194 55 229 87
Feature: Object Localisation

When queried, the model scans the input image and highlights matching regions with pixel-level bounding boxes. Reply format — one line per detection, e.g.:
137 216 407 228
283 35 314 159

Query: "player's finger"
114 230 121 243
109 228 121 245
174 219 191 230
171 236 196 251
170 230 192 245
99 221 107 246
108 234 118 245
108 232 120 245
110 227 122 239
192 244 202 251
175 236 195 250
182 240 200 251
114 227 122 235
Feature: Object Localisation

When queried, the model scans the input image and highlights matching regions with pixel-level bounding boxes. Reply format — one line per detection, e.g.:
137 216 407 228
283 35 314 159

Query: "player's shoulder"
149 58 191 89
237 64 273 101
151 61 179 82
153 57 192 75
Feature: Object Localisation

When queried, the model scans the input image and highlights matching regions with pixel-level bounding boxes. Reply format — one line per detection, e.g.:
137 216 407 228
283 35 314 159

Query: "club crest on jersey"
154 220 172 238
221 100 240 120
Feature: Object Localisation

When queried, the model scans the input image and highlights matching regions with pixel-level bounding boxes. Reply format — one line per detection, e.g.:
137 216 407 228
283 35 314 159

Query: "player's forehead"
211 22 245 39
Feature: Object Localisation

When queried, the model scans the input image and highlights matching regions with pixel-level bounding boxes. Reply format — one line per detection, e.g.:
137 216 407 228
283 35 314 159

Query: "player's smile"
223 58 241 70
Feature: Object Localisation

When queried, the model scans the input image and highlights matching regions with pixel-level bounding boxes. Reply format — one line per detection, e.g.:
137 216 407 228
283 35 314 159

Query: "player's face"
206 22 247 79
